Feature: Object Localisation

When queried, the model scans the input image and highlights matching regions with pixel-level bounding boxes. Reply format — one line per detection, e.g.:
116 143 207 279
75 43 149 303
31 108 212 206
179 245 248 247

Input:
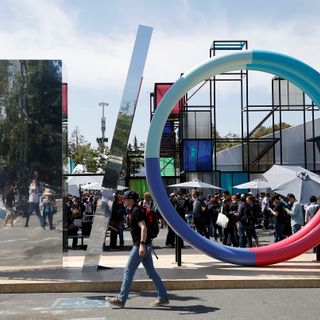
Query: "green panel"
160 157 175 177
221 172 233 195
129 179 149 195
232 172 249 195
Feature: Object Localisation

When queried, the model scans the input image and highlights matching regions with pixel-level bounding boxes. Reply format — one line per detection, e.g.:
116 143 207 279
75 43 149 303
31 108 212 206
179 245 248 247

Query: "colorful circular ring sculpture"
145 50 320 266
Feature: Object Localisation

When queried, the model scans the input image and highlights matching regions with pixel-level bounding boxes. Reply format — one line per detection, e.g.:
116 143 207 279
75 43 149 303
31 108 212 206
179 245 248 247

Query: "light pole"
97 102 109 145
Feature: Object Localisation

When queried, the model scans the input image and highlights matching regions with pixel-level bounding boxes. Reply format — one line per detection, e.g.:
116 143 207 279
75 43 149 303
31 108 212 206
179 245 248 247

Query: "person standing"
3 185 15 227
207 196 222 241
222 197 239 247
285 193 304 234
108 193 126 248
25 179 44 228
238 195 254 248
192 191 209 239
261 193 272 229
269 195 287 242
41 188 55 230
165 193 177 247
305 196 319 223
106 190 169 308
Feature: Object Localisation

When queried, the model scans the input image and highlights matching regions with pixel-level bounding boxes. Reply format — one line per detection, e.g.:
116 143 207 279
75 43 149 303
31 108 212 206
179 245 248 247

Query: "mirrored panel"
0 60 62 268
103 25 153 189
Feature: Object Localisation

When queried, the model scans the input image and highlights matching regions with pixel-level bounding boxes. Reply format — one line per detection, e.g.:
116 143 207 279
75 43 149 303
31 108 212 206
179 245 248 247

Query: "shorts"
5 207 15 217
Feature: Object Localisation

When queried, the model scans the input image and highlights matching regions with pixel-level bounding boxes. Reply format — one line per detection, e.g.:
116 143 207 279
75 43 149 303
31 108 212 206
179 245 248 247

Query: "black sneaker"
106 296 125 308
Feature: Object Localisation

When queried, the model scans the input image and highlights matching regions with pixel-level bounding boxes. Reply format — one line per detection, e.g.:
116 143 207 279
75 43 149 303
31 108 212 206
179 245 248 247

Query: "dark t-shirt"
130 204 151 245
274 202 287 224
5 190 15 208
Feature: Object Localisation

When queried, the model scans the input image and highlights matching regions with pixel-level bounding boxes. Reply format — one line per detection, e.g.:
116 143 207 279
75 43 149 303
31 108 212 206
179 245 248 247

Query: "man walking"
25 179 44 228
106 190 169 308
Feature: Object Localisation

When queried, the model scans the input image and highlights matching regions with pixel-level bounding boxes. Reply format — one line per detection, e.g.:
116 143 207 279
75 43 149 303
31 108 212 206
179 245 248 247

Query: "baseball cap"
123 190 139 201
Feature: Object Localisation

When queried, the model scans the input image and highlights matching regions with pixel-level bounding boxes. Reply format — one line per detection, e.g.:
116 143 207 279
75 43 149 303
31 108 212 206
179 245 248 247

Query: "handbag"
216 211 229 228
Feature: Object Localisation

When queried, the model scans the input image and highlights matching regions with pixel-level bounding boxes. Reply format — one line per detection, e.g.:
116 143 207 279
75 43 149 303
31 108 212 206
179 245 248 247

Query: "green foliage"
122 136 144 178
68 126 109 173
0 60 62 197
216 131 240 152
110 112 132 156
215 123 292 153
252 122 291 139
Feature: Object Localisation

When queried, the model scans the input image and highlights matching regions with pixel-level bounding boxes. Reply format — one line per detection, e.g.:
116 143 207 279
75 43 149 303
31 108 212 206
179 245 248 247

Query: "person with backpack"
41 188 55 230
106 190 168 308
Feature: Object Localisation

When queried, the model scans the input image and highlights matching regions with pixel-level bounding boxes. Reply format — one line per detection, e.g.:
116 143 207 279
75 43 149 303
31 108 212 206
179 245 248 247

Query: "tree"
252 122 291 139
215 130 241 152
68 127 100 173
0 60 62 197
69 126 87 154
121 136 144 178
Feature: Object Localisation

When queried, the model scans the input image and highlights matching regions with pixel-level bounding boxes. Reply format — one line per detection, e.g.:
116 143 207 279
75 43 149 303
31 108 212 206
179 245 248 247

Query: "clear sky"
1 0 320 148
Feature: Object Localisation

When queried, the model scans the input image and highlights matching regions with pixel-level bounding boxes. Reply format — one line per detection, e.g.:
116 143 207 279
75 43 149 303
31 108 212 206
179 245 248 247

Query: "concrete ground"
0 212 320 293
1 288 320 320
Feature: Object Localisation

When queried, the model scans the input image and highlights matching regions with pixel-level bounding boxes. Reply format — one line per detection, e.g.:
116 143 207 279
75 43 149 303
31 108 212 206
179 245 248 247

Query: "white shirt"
29 185 40 203
305 202 319 223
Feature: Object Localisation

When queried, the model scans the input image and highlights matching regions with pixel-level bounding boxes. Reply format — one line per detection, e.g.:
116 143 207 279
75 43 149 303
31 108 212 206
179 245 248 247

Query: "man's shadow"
88 292 220 314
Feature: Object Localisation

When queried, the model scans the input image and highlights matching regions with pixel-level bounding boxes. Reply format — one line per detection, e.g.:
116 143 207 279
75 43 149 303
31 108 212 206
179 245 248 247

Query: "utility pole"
96 102 109 145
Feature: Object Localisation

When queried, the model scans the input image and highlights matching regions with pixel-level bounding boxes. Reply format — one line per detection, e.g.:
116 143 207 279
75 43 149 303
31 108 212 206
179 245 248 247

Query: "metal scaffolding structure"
125 40 320 194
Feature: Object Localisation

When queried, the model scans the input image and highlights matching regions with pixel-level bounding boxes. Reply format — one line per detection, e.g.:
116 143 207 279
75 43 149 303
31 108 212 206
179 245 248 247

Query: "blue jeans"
118 243 167 305
43 210 53 229
25 202 44 227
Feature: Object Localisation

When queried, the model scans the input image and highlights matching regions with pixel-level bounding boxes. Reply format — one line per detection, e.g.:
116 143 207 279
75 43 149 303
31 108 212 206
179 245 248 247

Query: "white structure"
216 118 320 172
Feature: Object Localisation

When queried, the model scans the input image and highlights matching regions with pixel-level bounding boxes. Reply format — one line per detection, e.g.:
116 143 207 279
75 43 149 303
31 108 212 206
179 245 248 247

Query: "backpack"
141 205 159 239
43 203 51 214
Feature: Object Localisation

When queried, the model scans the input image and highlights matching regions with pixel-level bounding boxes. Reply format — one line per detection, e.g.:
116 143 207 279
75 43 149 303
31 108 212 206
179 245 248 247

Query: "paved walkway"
1 225 319 293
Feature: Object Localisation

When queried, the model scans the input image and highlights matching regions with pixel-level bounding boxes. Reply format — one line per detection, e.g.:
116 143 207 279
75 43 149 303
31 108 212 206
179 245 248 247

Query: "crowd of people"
1 176 57 229
104 189 320 249
66 191 99 248
63 186 320 251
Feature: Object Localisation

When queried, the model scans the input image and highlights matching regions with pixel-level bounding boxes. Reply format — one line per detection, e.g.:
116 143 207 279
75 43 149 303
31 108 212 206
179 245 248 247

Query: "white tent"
68 184 80 197
234 179 271 190
67 175 103 196
80 182 101 190
167 179 221 190
67 175 103 186
263 165 320 204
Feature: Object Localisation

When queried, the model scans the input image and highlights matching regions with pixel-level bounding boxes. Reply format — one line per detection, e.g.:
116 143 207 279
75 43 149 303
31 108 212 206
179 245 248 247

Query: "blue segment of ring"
145 50 320 266
145 157 256 265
